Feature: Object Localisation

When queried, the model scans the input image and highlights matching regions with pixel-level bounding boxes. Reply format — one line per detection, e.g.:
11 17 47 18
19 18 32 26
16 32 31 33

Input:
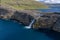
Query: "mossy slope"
1 0 48 10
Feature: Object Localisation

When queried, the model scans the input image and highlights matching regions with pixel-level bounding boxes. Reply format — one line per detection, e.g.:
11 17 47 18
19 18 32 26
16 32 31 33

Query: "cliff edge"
33 13 60 32
0 6 60 32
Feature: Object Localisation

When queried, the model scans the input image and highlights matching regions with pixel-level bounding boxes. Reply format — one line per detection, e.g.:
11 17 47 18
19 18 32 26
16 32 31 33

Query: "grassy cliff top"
1 0 48 10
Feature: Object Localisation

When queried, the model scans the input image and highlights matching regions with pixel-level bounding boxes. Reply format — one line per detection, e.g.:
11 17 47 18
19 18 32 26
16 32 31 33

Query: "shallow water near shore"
0 19 60 40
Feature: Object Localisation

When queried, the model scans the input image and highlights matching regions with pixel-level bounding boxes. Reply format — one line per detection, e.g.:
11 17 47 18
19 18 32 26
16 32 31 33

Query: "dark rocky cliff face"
10 11 33 25
0 8 15 19
53 16 60 32
0 8 34 26
0 7 60 32
33 13 60 32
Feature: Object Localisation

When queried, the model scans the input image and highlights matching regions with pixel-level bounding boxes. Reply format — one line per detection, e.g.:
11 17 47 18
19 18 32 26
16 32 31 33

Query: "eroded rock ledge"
33 13 60 32
0 8 35 25
0 7 60 32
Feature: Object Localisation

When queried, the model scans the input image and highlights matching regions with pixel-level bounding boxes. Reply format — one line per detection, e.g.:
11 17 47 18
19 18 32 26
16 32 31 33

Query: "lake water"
0 19 60 40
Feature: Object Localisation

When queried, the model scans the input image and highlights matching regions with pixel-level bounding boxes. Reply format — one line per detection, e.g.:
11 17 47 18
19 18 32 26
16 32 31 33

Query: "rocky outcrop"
0 7 39 25
33 13 60 32
0 6 60 32
0 10 34 25
10 11 34 25
53 16 60 32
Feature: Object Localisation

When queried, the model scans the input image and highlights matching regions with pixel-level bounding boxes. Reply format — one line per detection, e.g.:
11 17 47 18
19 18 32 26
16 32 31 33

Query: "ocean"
0 18 60 40
39 4 60 12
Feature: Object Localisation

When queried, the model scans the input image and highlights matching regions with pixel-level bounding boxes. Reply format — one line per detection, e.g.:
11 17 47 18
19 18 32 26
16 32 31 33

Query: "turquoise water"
0 19 60 40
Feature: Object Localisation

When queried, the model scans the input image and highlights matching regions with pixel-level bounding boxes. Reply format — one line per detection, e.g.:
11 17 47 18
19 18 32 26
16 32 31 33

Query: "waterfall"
25 19 35 29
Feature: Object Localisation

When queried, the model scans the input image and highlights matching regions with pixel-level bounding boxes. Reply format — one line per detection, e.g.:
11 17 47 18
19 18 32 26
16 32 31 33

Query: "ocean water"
39 4 60 12
0 19 60 40
39 8 60 12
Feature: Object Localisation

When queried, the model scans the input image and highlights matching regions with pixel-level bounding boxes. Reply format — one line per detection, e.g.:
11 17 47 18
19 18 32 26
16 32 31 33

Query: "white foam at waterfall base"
25 26 31 29
24 19 35 29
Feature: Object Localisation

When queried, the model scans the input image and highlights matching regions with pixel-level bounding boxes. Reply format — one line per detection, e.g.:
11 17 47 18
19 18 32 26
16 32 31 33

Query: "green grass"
1 0 48 10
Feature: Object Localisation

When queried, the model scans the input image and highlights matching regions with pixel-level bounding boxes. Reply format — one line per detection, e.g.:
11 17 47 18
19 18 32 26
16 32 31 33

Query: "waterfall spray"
25 19 35 29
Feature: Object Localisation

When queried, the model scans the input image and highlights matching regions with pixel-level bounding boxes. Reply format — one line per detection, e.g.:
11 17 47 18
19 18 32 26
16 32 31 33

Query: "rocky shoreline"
33 13 60 32
0 6 60 32
0 8 34 25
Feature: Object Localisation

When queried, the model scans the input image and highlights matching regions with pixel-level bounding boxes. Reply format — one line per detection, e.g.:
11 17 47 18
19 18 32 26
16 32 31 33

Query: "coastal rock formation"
0 6 60 32
33 13 60 32
53 14 60 32
10 11 34 25
0 8 34 25
0 7 38 25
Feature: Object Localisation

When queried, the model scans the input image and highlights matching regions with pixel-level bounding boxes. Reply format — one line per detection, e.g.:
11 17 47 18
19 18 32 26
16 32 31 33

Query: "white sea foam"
25 26 31 29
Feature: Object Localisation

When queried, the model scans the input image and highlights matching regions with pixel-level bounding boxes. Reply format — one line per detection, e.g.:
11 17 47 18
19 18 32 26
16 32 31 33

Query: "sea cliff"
0 6 60 32
0 7 35 25
33 13 60 32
